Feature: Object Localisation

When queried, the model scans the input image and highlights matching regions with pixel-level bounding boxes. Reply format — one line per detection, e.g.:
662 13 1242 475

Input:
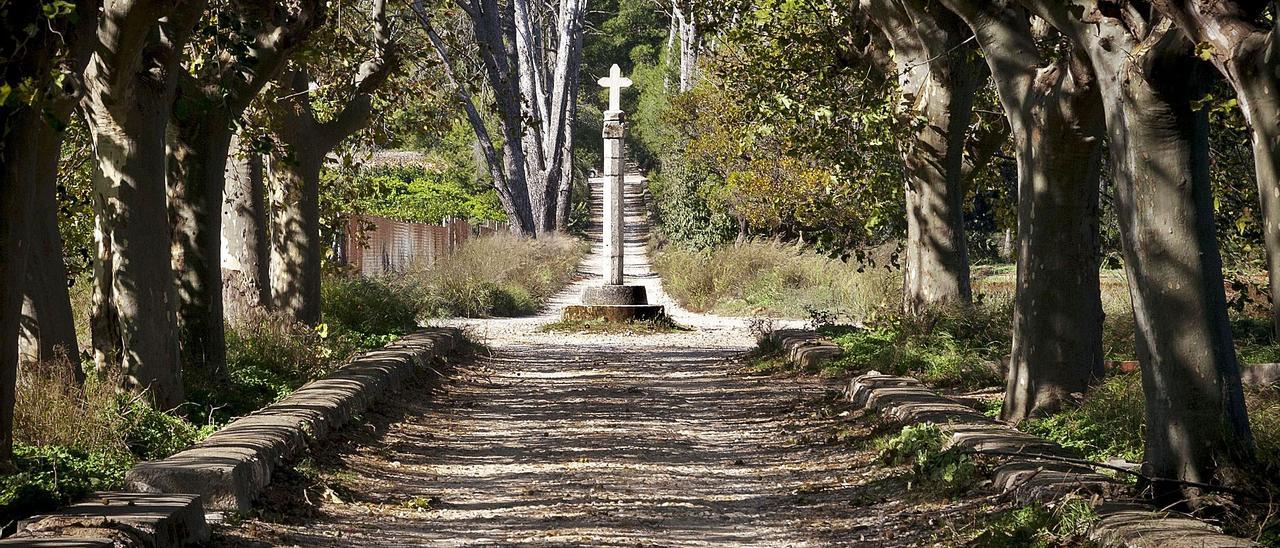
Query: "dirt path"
215 176 993 546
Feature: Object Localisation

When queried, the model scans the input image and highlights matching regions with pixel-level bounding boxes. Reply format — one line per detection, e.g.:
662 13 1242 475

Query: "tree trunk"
19 122 83 375
863 0 983 316
268 144 324 326
168 116 232 379
1120 54 1253 504
0 107 43 468
83 65 185 411
939 1 1106 421
1003 67 1105 421
221 134 271 321
1026 1 1255 502
675 1 699 92
1228 37 1280 340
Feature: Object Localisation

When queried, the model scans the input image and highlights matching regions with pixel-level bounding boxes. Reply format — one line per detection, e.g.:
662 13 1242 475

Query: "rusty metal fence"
338 215 506 276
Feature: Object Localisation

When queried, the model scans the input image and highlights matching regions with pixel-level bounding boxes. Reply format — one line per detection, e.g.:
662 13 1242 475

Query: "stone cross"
598 64 633 113
599 65 631 286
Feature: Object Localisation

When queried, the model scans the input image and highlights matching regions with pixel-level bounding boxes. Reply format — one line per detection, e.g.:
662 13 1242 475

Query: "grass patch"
539 317 687 334
812 301 1010 389
1020 373 1146 463
654 240 898 320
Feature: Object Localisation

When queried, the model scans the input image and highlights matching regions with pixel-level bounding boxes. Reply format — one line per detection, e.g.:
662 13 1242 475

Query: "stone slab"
582 285 649 306
0 540 117 547
1090 503 1260 547
11 492 207 547
124 329 462 512
562 305 666 323
769 329 844 366
1243 363 1280 386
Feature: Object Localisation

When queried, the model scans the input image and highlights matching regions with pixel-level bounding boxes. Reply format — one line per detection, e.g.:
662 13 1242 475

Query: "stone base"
582 285 649 306
562 305 667 323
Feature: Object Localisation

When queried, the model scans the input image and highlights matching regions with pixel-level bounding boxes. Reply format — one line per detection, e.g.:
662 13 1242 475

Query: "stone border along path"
770 329 1259 547
3 328 466 547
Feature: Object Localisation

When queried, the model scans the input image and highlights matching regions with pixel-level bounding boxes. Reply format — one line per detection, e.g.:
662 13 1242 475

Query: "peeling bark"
221 133 271 321
82 0 204 410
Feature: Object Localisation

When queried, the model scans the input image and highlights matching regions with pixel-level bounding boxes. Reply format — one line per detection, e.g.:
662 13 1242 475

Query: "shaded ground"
215 176 1005 546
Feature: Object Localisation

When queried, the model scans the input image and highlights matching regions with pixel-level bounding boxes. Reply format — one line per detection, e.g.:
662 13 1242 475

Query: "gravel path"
215 176 995 546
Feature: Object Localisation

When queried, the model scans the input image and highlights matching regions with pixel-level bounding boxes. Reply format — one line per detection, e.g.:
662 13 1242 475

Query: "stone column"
603 110 626 286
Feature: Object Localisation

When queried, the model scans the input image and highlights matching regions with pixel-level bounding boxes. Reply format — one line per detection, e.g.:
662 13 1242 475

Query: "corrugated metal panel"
341 215 507 276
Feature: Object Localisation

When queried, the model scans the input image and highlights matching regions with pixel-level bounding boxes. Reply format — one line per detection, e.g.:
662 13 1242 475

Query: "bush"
1021 373 1146 463
121 399 212 461
14 361 126 455
321 275 420 337
969 499 1098 547
816 301 1010 388
405 233 584 318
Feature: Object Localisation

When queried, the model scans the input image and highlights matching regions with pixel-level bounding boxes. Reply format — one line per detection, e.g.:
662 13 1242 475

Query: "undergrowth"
876 423 979 495
966 499 1098 547
404 233 585 318
815 301 1011 389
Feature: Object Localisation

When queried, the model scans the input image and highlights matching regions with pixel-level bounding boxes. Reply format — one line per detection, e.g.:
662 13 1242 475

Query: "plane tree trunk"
266 2 398 324
862 0 987 316
1024 0 1256 505
222 133 272 321
1152 0 1280 340
167 0 325 380
938 0 1106 422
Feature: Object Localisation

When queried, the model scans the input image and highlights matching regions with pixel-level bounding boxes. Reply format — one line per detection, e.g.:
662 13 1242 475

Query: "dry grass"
403 233 586 318
655 240 899 321
14 361 127 455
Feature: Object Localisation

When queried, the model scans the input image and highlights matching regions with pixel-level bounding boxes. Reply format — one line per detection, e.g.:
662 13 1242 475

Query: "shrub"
187 310 338 424
817 302 1009 388
969 499 1098 547
321 275 420 337
1021 373 1146 463
0 444 133 524
121 399 212 461
14 362 126 455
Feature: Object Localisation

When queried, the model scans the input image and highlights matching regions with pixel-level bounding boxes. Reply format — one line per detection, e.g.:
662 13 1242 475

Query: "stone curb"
7 328 465 548
766 327 1255 547
125 328 463 513
847 372 1258 547
768 329 843 371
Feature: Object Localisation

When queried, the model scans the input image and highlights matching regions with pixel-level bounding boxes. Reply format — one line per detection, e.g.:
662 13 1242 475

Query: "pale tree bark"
1024 0 1255 505
221 132 271 321
674 0 699 92
82 0 207 410
168 0 325 380
267 0 399 324
862 0 987 316
938 1 1106 422
1151 1 1280 340
413 0 586 235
